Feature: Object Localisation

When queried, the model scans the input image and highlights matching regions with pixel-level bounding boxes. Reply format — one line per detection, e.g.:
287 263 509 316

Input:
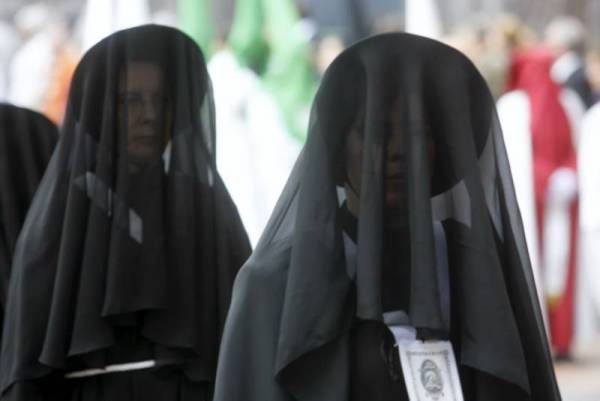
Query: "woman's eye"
128 95 143 106
119 93 142 108
354 119 365 134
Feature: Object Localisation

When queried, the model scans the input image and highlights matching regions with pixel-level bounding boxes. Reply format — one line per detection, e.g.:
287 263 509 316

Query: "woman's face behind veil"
344 95 436 229
118 62 170 171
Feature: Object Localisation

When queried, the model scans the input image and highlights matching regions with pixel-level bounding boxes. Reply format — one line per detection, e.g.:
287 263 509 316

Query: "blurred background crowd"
1 0 600 399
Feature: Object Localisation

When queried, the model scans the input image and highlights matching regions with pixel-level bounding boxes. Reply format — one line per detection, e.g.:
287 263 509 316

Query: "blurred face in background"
585 49 600 92
544 16 585 56
118 62 170 169
315 35 346 76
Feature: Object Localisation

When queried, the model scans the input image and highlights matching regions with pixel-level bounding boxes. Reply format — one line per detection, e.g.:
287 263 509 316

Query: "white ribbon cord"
65 359 157 379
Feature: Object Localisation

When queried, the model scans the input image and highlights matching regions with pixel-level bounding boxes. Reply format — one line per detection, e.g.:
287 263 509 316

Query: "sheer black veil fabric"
0 104 58 336
0 25 251 400
214 33 560 401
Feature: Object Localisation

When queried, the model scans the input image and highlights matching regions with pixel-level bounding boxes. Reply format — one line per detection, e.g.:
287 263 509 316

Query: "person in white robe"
497 92 545 320
575 48 600 344
77 0 151 52
7 3 55 110
497 60 585 336
209 47 301 246
0 21 20 101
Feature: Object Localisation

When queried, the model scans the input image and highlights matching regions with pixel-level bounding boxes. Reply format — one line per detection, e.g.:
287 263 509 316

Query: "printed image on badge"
397 340 464 401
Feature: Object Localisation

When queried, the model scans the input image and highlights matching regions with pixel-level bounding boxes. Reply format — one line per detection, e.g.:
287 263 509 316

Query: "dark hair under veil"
0 25 251 399
0 104 58 337
214 33 561 401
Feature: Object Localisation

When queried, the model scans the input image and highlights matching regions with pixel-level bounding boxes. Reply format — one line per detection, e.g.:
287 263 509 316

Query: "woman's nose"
386 123 404 160
140 95 157 122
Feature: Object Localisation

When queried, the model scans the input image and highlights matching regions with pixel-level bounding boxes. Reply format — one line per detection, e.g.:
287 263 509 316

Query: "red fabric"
507 48 577 203
507 48 578 355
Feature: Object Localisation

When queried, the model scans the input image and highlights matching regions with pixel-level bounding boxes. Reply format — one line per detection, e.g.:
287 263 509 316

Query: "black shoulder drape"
0 104 58 336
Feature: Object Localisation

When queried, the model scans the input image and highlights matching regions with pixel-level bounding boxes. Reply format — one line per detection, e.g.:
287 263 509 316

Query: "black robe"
213 33 561 401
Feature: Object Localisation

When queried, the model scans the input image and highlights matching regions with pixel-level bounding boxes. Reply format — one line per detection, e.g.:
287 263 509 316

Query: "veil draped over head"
1 25 251 399
214 33 560 401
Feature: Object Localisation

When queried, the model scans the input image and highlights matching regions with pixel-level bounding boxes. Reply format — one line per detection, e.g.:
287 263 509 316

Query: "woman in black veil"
0 25 251 400
0 104 58 337
214 33 561 401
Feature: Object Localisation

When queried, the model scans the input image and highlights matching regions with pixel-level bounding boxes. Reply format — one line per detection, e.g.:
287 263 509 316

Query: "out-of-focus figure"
6 4 80 124
78 0 151 52
545 16 597 110
313 33 345 77
40 18 79 125
178 0 216 58
177 0 309 244
445 21 506 99
586 43 600 101
483 14 537 99
499 48 580 359
576 44 600 345
465 16 546 318
209 39 301 246
228 0 318 142
0 21 20 101
446 15 536 100
6 3 55 111
405 0 442 39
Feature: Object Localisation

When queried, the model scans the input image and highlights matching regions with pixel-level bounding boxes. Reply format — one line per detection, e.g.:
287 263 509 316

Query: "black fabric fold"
0 104 58 336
